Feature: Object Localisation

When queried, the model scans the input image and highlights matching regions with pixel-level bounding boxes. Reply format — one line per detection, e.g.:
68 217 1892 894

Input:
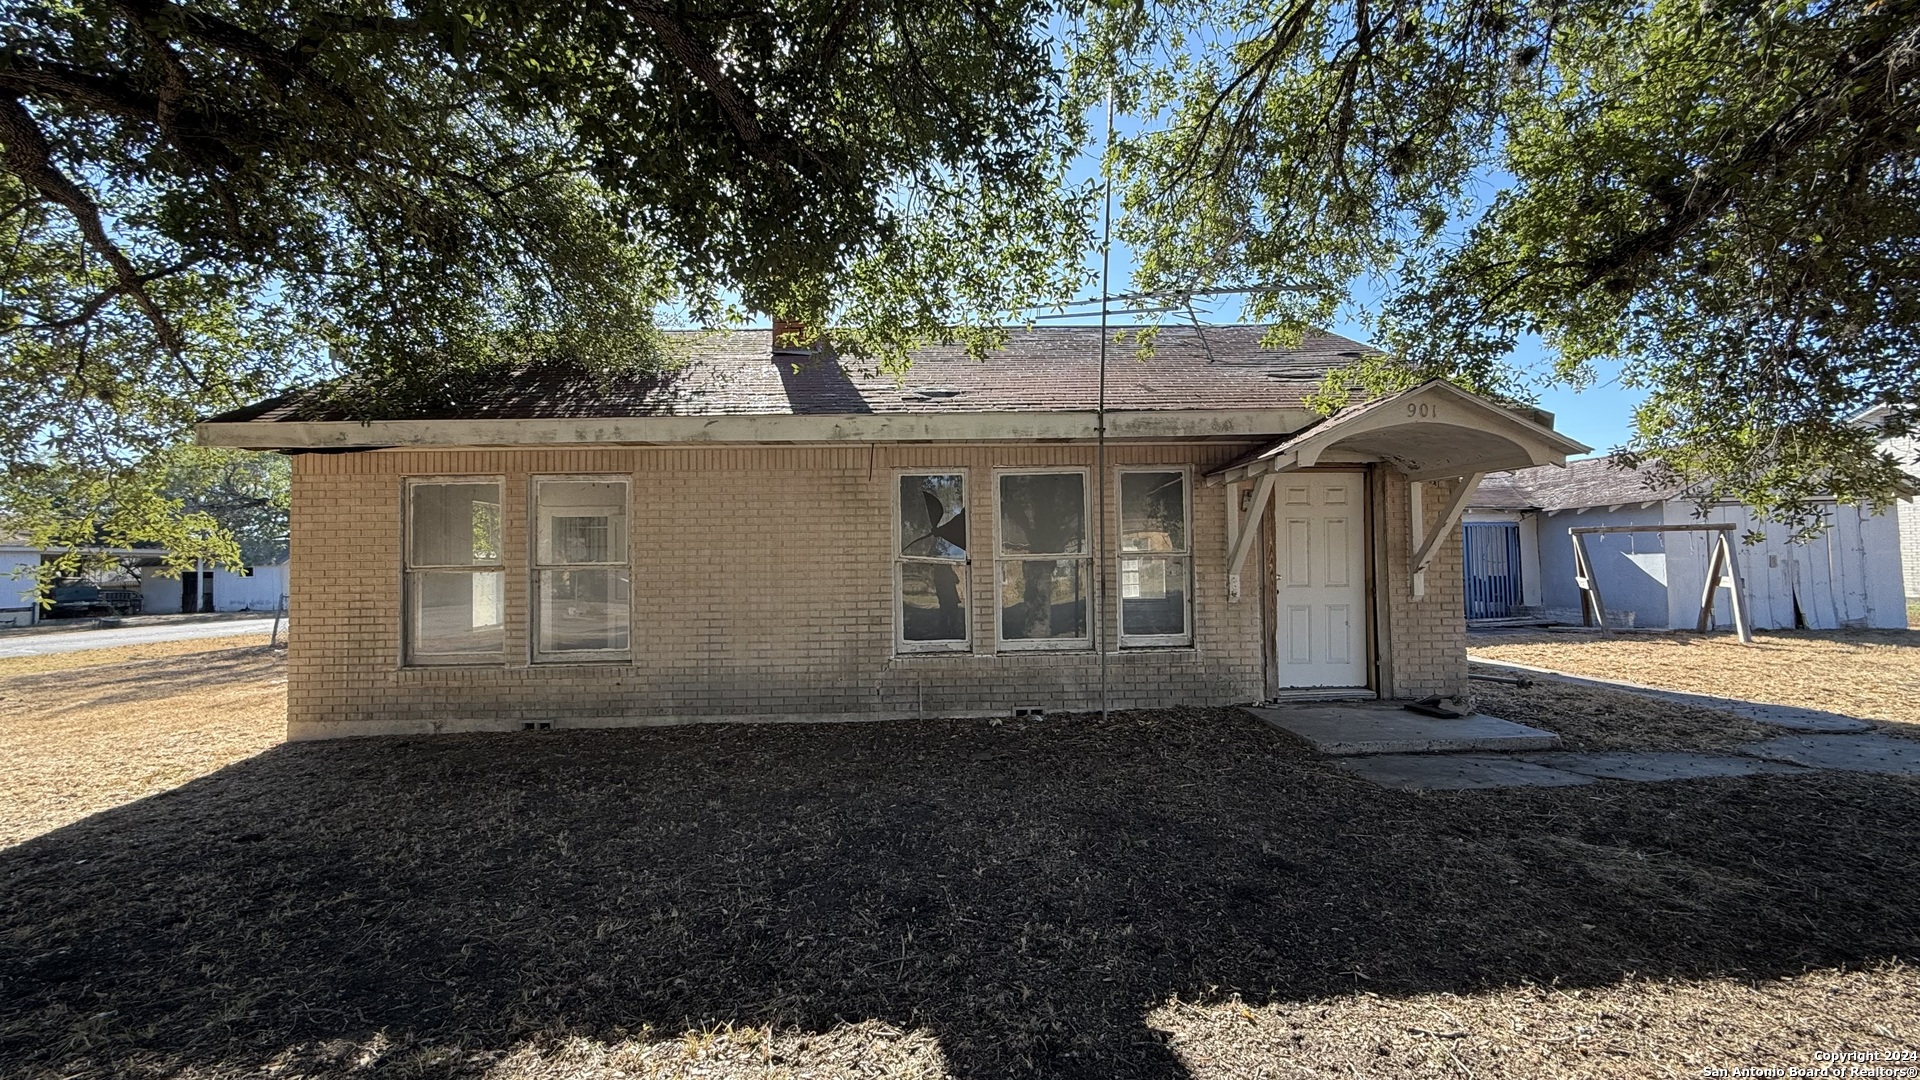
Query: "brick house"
197 326 1587 741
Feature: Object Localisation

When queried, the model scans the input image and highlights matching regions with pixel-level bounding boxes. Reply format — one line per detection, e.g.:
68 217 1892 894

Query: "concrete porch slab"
1738 734 1920 775
1520 751 1813 782
1244 702 1561 756
1336 754 1595 790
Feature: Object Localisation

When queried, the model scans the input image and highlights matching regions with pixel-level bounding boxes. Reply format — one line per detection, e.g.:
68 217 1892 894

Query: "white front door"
1275 473 1369 688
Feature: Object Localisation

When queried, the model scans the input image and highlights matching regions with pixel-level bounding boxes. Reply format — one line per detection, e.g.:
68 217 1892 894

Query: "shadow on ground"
2 708 1916 1078
0 646 282 714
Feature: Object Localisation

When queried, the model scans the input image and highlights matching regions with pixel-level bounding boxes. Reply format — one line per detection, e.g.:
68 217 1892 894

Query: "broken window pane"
536 568 632 653
999 559 1088 641
536 481 628 565
900 474 967 559
410 569 505 657
410 482 501 566
900 562 968 642
1120 556 1189 637
1121 472 1187 553
998 473 1085 555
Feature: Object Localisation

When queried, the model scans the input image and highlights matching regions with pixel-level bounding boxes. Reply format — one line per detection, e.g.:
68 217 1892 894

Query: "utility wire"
1015 282 1315 314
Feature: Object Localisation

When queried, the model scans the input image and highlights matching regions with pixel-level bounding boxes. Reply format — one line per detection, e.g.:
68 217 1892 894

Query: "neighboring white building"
0 542 175 626
1466 456 1908 630
1858 405 1920 598
0 542 41 627
138 559 289 614
213 560 289 612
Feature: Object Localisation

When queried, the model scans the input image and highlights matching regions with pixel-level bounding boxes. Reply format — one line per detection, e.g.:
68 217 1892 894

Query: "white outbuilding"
1463 456 1907 631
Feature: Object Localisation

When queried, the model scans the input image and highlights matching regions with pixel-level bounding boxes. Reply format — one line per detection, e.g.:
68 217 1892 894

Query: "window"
405 479 504 664
996 470 1089 649
896 473 969 652
1119 469 1192 646
533 478 631 660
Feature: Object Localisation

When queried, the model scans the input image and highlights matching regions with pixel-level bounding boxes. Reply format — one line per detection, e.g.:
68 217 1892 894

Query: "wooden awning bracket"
1225 473 1277 602
1408 473 1484 598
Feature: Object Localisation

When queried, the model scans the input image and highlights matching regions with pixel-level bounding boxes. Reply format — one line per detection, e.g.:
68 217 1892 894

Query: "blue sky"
1499 356 1644 458
1056 107 1644 458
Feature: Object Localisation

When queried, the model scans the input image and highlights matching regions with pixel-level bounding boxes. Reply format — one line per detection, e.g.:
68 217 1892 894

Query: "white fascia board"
4 545 169 558
195 407 1318 450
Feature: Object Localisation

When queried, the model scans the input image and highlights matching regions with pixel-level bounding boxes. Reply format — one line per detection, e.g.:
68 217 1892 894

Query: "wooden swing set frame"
1570 522 1753 643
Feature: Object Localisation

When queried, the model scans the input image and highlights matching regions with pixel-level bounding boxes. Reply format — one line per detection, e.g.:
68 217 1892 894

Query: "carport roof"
1471 456 1690 511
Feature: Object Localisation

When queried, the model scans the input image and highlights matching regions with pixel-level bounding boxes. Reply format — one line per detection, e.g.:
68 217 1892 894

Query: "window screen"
997 472 1089 647
534 479 631 658
405 480 505 663
1119 470 1191 644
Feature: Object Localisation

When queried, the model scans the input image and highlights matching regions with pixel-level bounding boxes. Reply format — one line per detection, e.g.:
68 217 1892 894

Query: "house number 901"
1407 402 1440 419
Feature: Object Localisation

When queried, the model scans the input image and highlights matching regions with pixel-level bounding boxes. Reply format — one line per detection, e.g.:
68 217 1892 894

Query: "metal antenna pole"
1097 87 1113 722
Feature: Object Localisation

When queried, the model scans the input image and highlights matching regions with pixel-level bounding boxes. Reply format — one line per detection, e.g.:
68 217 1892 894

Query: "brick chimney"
771 316 812 355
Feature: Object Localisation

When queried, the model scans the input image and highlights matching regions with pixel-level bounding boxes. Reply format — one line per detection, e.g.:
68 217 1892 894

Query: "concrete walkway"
0 617 278 658
1244 702 1560 755
1266 679 1915 790
1738 733 1920 775
1335 743 1891 791
1335 754 1595 791
1468 657 1875 733
1521 751 1811 782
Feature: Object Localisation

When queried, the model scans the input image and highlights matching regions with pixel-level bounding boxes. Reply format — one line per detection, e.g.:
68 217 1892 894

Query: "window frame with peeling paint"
1116 466 1195 648
529 475 633 664
402 476 507 667
894 470 973 655
994 467 1093 652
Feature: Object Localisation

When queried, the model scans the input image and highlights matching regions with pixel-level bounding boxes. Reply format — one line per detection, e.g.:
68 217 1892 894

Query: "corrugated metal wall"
1463 522 1524 619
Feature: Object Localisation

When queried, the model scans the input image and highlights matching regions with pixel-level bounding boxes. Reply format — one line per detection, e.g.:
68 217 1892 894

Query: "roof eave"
194 406 1322 451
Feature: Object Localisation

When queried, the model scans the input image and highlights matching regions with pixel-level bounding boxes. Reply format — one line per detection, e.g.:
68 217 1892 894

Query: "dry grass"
2 668 1918 1079
1469 628 1920 731
1150 964 1919 1078
0 634 284 846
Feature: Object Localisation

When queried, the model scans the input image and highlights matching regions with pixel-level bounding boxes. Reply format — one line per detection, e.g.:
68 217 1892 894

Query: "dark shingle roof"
206 326 1372 424
1473 455 1687 511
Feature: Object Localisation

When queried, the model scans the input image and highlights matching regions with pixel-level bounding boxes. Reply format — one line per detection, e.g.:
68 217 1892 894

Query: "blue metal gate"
1463 522 1524 619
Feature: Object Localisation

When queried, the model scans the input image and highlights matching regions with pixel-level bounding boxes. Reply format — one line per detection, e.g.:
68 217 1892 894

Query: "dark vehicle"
47 579 143 619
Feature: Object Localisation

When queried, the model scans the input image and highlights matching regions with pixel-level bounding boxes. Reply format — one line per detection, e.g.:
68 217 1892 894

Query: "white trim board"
1207 381 1591 487
198 408 1320 450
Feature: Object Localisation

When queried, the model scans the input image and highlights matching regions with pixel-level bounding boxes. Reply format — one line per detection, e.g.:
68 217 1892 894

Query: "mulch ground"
4 698 1918 1078
1468 669 1774 752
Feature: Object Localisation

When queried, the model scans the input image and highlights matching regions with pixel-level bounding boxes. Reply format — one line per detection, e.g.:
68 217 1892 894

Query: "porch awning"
1204 380 1591 487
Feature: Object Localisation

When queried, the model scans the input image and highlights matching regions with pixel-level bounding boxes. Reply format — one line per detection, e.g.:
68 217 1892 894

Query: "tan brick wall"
287 445 1473 737
1376 471 1470 700
290 444 1253 737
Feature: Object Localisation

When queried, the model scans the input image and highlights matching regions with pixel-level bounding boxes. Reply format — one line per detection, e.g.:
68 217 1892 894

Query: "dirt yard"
2 639 1918 1079
0 634 285 846
1470 627 1920 731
